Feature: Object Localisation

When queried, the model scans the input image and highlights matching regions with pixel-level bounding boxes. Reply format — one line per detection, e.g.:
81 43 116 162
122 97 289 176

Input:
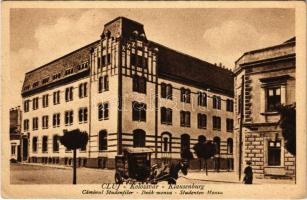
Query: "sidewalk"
180 170 295 184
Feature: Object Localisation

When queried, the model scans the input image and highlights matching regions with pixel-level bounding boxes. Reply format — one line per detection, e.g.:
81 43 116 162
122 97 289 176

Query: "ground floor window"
32 137 38 152
53 135 59 152
11 144 16 155
99 130 108 151
227 138 233 154
181 134 190 152
133 129 146 147
161 132 171 152
268 140 281 166
213 137 221 154
42 136 48 153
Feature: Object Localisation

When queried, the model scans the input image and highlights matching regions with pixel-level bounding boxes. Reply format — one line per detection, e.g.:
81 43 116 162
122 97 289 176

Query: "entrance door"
22 138 28 161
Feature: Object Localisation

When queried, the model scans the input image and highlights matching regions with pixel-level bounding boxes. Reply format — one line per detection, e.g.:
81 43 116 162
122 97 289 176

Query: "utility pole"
238 75 245 181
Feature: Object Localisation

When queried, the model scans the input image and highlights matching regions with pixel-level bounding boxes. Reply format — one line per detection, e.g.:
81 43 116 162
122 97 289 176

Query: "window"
53 113 60 127
180 111 190 127
52 73 61 80
98 103 109 120
23 119 29 131
161 132 172 152
42 94 49 108
79 82 88 98
133 129 146 147
79 107 88 123
213 95 221 109
161 83 173 99
226 99 234 112
42 77 49 84
32 137 38 152
24 100 30 112
213 137 221 154
53 135 59 152
213 116 221 130
64 110 73 125
238 95 242 114
131 53 147 68
226 118 234 132
42 115 49 129
53 91 60 105
101 54 111 67
65 87 73 102
32 81 39 88
198 135 206 143
32 97 39 110
197 113 207 129
132 102 146 122
180 88 191 103
98 76 109 93
266 87 281 112
64 68 74 76
227 138 233 154
97 57 101 68
133 76 146 94
198 92 207 107
268 140 281 166
11 144 16 155
161 107 172 125
42 136 48 153
32 117 38 130
181 134 190 152
98 130 108 151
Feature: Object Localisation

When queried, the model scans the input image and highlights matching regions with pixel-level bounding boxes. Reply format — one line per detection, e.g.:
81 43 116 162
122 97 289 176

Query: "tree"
193 140 216 175
193 136 206 170
277 104 296 156
59 129 88 184
180 148 194 164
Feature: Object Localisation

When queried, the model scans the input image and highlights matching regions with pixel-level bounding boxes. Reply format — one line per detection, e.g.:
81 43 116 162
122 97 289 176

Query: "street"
10 163 294 185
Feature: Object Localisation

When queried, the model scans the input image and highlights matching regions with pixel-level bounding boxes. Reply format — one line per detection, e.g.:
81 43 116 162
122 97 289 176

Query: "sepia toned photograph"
2 1 306 199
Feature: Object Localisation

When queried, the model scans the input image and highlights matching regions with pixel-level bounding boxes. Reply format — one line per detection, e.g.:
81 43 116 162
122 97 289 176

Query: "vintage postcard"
1 1 306 199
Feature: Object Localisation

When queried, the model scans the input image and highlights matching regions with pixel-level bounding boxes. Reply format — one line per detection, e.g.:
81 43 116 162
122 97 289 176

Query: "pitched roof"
21 41 99 96
151 42 234 96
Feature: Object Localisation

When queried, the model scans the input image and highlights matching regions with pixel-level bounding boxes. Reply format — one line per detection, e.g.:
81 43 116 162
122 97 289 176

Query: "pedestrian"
243 161 253 184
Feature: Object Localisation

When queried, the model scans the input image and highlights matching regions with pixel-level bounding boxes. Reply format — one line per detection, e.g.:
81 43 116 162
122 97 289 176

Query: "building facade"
10 107 22 161
21 17 234 169
234 37 296 179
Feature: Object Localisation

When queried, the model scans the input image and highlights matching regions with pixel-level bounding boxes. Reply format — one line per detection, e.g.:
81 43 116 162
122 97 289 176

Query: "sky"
9 8 295 108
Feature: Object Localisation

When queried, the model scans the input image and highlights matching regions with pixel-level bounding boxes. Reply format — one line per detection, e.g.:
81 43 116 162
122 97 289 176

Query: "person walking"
243 161 253 184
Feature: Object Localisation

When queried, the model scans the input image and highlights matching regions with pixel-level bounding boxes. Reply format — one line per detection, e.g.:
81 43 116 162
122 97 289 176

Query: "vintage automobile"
114 147 154 184
114 147 189 184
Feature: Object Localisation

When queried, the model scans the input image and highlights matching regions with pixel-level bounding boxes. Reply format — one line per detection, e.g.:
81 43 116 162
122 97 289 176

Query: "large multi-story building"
21 17 234 169
234 37 296 179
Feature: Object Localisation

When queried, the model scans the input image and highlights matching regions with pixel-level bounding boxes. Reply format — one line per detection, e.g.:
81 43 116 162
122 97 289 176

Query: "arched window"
53 135 59 152
32 137 38 152
227 138 233 154
99 130 108 151
133 129 146 147
181 134 190 152
198 135 206 143
161 132 172 152
213 137 221 154
42 136 48 153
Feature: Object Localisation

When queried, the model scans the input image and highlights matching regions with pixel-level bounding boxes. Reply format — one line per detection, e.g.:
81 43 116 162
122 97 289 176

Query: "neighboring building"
10 107 22 161
21 17 234 169
234 37 296 179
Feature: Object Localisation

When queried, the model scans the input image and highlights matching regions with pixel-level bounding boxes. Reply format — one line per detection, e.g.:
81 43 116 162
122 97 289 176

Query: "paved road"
10 163 115 184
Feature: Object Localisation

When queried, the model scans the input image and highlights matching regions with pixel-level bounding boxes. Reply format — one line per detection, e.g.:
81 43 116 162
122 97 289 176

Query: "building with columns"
234 37 296 180
21 17 234 169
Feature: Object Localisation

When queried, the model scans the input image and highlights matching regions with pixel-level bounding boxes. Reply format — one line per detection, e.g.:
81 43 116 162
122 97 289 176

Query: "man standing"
243 161 253 184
